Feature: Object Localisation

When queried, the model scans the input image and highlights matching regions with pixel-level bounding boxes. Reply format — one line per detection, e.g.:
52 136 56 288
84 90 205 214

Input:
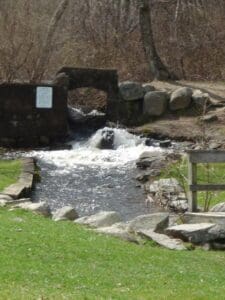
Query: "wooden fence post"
188 154 197 212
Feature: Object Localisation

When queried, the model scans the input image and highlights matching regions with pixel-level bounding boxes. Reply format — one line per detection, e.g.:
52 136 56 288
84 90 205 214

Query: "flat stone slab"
75 211 122 228
210 202 225 212
138 229 187 250
166 223 215 244
21 158 35 174
0 194 13 201
3 158 35 199
95 223 138 243
182 212 225 225
14 201 52 217
3 183 30 199
127 213 169 233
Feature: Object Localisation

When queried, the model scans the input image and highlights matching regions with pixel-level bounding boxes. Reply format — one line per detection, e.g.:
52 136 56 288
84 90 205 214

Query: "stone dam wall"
0 83 68 147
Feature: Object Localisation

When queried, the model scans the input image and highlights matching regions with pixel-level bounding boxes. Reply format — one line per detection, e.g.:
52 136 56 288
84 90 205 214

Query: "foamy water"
31 128 158 169
31 128 162 219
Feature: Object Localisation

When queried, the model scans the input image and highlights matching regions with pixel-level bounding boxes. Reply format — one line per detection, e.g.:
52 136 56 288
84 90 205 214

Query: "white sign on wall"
36 86 53 108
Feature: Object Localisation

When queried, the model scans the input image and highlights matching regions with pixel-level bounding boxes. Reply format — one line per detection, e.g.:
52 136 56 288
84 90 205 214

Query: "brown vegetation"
0 0 225 83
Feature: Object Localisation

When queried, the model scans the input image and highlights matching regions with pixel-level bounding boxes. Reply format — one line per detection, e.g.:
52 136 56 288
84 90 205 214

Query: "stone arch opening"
68 87 107 113
57 67 119 121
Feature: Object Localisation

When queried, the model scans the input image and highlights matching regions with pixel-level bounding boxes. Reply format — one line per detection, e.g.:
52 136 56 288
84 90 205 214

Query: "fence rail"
187 150 225 211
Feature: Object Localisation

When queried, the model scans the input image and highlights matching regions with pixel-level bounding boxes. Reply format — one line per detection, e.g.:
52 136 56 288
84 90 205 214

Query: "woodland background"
0 0 225 84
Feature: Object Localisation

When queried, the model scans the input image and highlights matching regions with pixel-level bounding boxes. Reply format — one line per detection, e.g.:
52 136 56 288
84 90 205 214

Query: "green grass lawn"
0 160 22 192
0 208 225 300
159 157 225 210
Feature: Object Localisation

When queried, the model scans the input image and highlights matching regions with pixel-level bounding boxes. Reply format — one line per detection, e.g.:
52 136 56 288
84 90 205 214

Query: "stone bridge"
57 67 120 120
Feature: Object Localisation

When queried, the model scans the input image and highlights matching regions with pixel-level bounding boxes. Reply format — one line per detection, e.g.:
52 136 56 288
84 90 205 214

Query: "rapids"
31 127 162 220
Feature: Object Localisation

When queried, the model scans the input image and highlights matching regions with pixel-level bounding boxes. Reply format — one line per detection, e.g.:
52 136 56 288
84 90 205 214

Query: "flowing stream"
30 127 162 220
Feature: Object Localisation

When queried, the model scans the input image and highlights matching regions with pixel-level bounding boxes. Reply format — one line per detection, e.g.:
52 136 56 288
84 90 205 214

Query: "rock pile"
119 81 210 121
146 178 188 213
2 195 225 250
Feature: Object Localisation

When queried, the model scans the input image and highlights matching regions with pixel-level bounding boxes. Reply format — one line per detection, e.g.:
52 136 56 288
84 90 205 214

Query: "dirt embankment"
132 80 225 147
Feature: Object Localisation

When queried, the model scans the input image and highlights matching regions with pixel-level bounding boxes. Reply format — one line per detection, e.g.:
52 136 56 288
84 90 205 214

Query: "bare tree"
138 0 177 80
31 0 69 82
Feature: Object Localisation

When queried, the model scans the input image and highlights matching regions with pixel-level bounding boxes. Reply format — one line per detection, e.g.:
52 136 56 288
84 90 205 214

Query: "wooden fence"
187 150 225 212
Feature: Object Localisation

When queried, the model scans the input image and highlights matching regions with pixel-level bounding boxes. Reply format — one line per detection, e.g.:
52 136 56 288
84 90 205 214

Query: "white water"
32 128 158 170
31 128 162 219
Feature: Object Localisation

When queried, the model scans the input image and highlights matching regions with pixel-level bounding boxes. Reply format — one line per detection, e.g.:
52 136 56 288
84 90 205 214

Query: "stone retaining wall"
0 83 68 147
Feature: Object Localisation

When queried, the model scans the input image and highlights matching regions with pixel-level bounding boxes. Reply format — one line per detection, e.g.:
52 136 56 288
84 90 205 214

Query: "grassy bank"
0 208 225 299
0 160 22 191
159 157 225 209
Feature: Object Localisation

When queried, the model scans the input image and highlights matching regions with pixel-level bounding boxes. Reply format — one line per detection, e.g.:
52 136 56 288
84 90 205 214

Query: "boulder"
0 194 13 201
52 206 79 221
143 91 169 116
170 87 193 111
159 140 172 148
7 198 32 206
201 114 218 122
145 138 158 147
127 213 169 233
75 211 122 228
136 169 161 183
138 229 187 250
165 223 215 244
136 151 165 169
0 200 7 207
192 89 209 107
210 202 225 212
149 178 183 194
97 129 114 149
142 83 156 94
14 201 52 217
208 224 225 240
169 199 188 212
119 81 144 101
95 222 139 243
146 178 187 212
182 212 225 225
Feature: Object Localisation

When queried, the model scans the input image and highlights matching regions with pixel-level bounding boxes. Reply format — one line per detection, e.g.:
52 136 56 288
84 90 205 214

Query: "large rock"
146 178 187 213
182 212 225 225
136 151 165 169
208 224 225 240
142 83 156 94
138 229 187 250
0 194 13 201
96 129 114 149
15 201 52 217
170 87 193 111
192 89 209 107
127 213 169 233
143 91 169 116
201 114 218 123
0 200 7 207
75 211 122 228
52 206 79 221
148 178 183 194
119 81 144 101
210 202 225 212
166 223 215 244
95 222 139 243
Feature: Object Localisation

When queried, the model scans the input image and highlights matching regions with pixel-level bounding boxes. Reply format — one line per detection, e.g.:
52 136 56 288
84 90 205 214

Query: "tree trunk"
138 0 177 80
31 0 69 82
